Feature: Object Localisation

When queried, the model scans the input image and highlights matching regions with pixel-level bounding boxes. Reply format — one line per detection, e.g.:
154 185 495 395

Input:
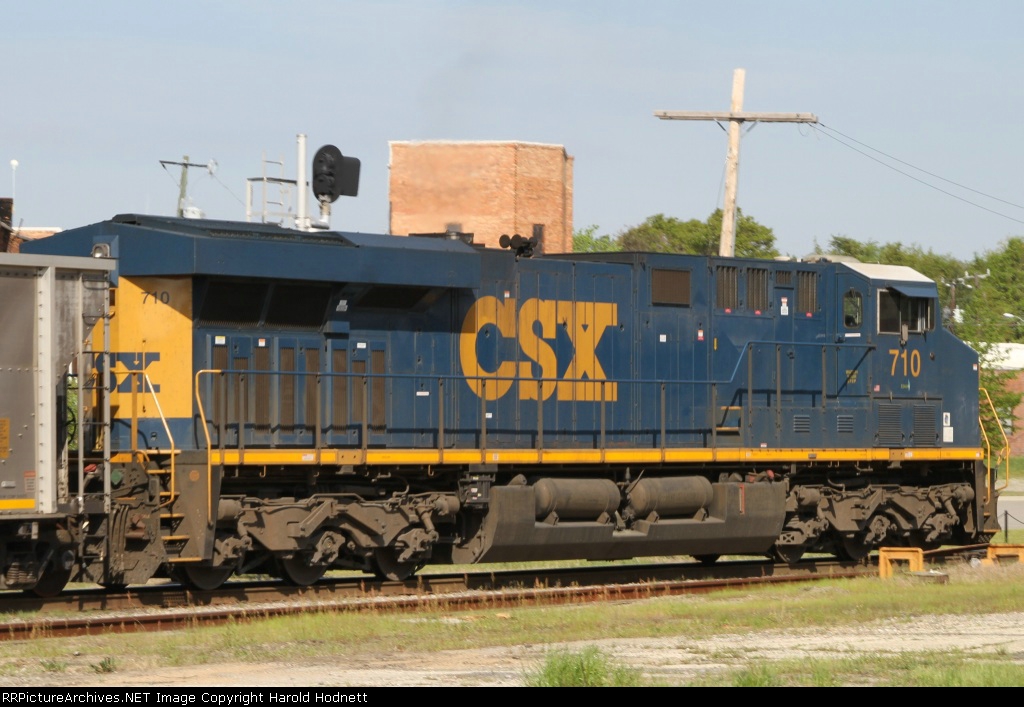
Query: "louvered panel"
371 349 386 433
332 349 348 432
792 415 811 434
254 347 271 433
280 348 295 431
837 415 854 434
351 360 366 426
211 345 229 429
913 405 938 446
305 348 320 433
231 357 248 428
877 404 903 446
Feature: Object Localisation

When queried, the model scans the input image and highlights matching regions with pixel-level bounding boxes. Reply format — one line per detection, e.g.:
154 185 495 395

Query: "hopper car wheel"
371 548 423 582
278 557 326 586
692 554 720 566
180 565 235 591
29 565 72 598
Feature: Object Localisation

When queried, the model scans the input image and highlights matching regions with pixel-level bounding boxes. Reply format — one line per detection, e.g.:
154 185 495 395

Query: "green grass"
1006 456 1024 488
688 652 1024 687
524 646 647 687
2 561 1022 686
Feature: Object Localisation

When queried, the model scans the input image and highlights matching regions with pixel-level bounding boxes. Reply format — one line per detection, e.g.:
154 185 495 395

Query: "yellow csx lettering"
459 296 618 402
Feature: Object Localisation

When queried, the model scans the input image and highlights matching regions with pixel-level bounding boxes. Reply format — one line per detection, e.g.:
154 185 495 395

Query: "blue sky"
6 1 1024 259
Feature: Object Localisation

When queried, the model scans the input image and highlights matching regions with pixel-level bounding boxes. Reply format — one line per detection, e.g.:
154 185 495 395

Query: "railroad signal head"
312 145 361 203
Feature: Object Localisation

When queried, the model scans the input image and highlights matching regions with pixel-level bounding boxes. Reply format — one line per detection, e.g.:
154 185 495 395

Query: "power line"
817 123 1024 212
812 125 1024 227
210 171 246 207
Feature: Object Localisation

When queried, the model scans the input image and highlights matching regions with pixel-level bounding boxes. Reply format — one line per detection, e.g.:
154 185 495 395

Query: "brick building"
0 198 61 252
388 141 574 253
988 343 1024 456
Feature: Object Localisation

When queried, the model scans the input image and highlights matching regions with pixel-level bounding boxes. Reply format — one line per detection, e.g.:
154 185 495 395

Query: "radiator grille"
716 266 739 310
254 347 270 432
837 415 854 434
305 348 320 434
280 348 295 431
747 268 769 312
371 349 386 432
211 345 229 430
913 405 938 446
331 349 348 432
351 360 366 426
877 404 903 446
231 357 248 427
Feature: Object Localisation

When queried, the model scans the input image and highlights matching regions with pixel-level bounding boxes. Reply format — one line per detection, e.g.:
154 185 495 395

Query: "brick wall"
388 141 574 253
1004 370 1024 456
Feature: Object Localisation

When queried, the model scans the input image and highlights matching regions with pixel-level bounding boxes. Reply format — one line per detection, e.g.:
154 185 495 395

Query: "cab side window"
843 290 862 328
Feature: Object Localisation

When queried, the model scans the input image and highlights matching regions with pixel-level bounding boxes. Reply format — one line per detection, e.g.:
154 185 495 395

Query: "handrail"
143 372 178 510
190 336 948 462
979 387 1010 500
195 369 216 523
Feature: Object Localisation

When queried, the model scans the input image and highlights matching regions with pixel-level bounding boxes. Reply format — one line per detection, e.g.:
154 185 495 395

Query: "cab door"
834 274 870 399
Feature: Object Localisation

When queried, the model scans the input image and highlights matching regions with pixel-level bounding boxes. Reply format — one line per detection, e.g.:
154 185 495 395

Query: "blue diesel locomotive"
0 212 1001 593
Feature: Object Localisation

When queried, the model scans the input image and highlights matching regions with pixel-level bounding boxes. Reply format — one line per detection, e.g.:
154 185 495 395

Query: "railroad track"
0 557 887 640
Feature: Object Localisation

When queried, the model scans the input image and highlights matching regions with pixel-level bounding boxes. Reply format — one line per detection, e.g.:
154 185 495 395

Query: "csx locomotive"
0 212 1002 594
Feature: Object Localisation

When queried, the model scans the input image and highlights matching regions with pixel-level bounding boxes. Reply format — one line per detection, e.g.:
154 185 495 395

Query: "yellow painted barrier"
981 544 1024 566
878 547 924 579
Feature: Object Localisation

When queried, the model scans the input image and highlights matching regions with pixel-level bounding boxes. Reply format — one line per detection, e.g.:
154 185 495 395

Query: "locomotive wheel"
180 565 235 591
29 564 72 598
836 536 871 563
771 545 805 564
371 548 423 582
278 557 326 586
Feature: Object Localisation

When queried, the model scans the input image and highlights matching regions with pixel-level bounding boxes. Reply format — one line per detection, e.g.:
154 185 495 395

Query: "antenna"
159 155 216 217
9 159 17 221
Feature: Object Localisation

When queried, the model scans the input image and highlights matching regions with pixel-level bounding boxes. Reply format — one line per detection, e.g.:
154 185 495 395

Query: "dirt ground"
13 607 1024 688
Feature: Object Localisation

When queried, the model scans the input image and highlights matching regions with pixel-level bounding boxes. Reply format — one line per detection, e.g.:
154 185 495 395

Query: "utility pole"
159 155 215 217
654 69 818 257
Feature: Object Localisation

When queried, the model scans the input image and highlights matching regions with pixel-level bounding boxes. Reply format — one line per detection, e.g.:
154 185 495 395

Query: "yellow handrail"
979 387 1010 500
144 372 177 510
194 369 218 523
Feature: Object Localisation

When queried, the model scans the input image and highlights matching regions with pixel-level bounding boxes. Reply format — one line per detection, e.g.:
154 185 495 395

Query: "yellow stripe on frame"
201 446 984 467
0 498 37 511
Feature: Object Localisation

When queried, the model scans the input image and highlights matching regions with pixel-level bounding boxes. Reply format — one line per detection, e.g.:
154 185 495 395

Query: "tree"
617 209 778 258
572 225 620 253
821 235 966 318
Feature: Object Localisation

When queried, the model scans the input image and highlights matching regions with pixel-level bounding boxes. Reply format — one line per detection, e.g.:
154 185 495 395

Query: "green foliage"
821 235 965 315
690 652 1024 687
617 209 778 258
947 240 1024 447
729 665 783 687
525 646 646 687
572 225 620 253
972 237 1024 342
40 658 67 673
90 656 116 673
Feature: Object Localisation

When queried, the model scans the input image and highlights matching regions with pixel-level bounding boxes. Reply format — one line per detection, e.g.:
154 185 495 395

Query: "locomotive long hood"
25 213 482 290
